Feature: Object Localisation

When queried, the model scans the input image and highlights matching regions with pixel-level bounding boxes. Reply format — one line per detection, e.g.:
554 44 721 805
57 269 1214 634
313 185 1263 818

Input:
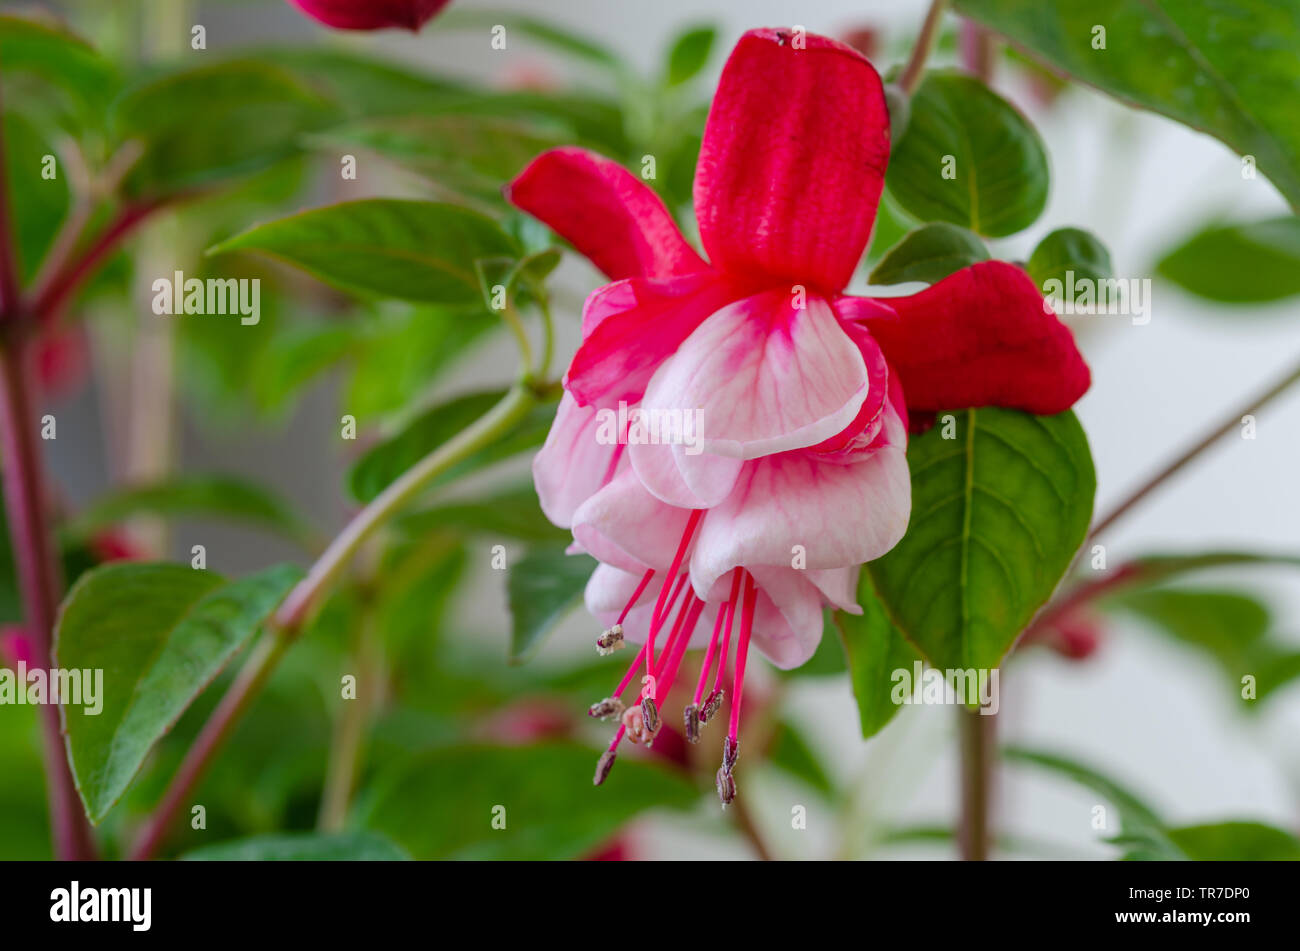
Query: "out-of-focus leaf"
886 71 1049 237
1156 217 1300 303
357 743 697 859
0 14 119 132
64 475 313 547
868 222 988 286
1027 227 1112 303
347 389 556 504
270 47 469 117
1113 588 1269 668
399 484 566 543
767 719 834 796
112 60 335 198
665 26 717 86
1167 822 1300 861
1004 747 1180 860
251 323 357 416
954 0 1300 211
834 573 923 738
442 11 622 70
209 199 518 305
306 115 566 201
507 545 597 663
2 110 69 283
56 562 302 822
868 409 1095 670
182 831 409 861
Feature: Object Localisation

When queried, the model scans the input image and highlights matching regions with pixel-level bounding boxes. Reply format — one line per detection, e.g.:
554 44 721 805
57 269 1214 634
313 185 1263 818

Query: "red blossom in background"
286 0 451 32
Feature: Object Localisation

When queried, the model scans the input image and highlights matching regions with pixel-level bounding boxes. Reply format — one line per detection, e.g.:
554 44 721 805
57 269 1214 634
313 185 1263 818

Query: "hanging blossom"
506 28 1089 804
286 0 450 31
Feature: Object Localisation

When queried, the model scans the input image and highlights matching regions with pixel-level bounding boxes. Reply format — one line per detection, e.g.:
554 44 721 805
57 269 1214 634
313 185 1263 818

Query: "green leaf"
834 572 924 738
1027 227 1113 302
64 475 313 547
112 60 335 198
305 115 567 202
867 409 1095 670
398 484 567 544
665 26 718 86
1167 822 1300 861
209 199 518 305
1112 588 1269 668
1156 217 1300 303
182 831 409 861
357 743 696 859
1005 747 1180 859
868 222 989 285
346 389 555 504
0 14 119 132
56 562 302 822
885 71 1049 237
507 545 597 663
442 11 622 70
953 0 1300 211
270 47 469 117
767 719 834 796
2 110 70 283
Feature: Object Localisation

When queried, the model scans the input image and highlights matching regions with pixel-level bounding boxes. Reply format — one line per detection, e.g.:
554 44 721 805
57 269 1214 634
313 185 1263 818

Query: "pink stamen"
607 723 626 753
610 573 687 699
728 571 758 742
655 597 705 705
710 569 744 698
617 568 656 625
692 600 728 706
645 509 703 676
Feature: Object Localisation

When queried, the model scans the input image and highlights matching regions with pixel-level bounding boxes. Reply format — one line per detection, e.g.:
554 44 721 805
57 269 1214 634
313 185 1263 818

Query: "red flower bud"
286 0 451 32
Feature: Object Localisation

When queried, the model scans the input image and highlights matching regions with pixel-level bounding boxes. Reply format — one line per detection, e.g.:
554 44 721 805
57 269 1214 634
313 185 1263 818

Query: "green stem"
900 0 949 95
317 603 382 832
958 705 995 860
130 383 540 859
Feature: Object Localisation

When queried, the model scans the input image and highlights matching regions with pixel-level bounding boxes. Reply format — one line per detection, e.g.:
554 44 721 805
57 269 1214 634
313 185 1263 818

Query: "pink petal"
506 147 707 282
746 568 828 669
690 446 911 597
571 468 695 575
693 29 890 293
532 392 622 528
288 0 449 31
566 272 746 408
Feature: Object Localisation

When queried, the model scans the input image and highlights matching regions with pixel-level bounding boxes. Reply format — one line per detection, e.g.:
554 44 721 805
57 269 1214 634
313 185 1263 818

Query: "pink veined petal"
571 467 696 576
693 29 891 293
628 440 740 510
808 317 891 455
532 392 624 528
815 352 909 462
506 147 707 282
565 272 747 408
690 445 911 596
807 565 863 615
642 288 870 463
746 567 828 669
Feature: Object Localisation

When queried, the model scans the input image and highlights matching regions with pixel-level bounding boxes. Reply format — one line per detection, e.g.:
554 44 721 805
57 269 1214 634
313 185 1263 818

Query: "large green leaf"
885 71 1049 237
868 409 1095 670
955 0 1300 210
55 562 302 822
112 60 335 198
868 222 989 286
833 571 924 738
357 743 697 859
64 475 313 547
182 831 409 861
1156 217 1300 303
507 545 598 663
209 199 518 305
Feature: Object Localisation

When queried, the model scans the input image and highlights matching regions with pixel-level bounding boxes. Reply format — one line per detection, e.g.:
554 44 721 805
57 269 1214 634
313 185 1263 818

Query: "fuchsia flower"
286 0 450 31
507 28 1089 803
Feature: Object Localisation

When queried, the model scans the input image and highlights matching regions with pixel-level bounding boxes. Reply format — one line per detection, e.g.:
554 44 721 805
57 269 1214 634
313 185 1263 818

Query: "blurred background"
2 0 1299 860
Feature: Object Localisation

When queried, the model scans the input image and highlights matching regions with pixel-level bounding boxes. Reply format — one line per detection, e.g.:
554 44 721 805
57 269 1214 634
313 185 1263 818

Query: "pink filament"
616 568 656 625
709 569 744 698
611 573 687 699
656 597 705 705
645 509 703 676
692 601 728 706
728 571 758 742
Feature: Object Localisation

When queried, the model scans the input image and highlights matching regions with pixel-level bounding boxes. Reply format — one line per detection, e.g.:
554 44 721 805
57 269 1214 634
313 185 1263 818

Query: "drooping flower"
507 28 1089 803
286 0 450 31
